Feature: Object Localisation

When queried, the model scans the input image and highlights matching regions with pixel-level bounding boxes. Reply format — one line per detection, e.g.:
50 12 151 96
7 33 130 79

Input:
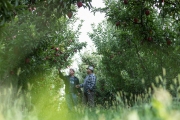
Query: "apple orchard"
1 0 180 119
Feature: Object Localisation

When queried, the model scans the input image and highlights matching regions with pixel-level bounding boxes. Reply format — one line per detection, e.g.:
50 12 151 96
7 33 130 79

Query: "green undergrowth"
0 89 180 120
1 74 180 120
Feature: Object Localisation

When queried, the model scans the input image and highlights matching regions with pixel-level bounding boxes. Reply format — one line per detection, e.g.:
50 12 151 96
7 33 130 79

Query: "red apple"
145 10 150 16
147 37 152 42
116 21 120 26
134 18 138 23
55 47 59 51
74 49 77 53
25 58 30 64
67 11 73 19
124 0 128 4
166 39 172 45
77 1 83 8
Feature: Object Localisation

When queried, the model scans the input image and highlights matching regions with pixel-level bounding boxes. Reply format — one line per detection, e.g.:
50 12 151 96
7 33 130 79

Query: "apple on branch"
67 11 73 19
166 39 172 45
25 58 30 64
55 47 59 51
74 49 77 53
145 10 150 16
116 21 120 26
134 18 138 23
147 37 152 42
77 1 83 8
124 0 128 4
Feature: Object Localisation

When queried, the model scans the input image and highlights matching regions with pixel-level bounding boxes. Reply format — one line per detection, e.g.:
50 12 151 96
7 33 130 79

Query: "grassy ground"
1 85 180 120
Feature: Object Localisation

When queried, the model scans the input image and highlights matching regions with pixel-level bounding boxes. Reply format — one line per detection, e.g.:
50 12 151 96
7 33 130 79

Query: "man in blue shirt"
76 66 96 107
59 68 81 111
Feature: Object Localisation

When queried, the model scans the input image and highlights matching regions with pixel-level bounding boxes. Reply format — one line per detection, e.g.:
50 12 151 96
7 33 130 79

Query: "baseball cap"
86 66 94 71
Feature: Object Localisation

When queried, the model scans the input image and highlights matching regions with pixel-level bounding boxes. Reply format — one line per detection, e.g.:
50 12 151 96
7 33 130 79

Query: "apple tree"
89 18 180 105
0 0 94 114
89 0 180 97
0 0 93 27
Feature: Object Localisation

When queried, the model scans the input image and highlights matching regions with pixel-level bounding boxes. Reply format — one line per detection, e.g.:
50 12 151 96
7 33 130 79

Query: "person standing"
59 68 81 112
76 66 96 107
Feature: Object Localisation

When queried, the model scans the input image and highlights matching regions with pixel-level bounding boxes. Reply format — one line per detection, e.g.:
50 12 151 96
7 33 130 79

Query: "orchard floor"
1 87 180 120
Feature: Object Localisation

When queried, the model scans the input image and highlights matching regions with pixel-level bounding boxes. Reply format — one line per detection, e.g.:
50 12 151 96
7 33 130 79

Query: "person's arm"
76 81 84 88
58 69 68 83
76 77 82 93
76 83 83 88
79 83 84 88
76 76 86 88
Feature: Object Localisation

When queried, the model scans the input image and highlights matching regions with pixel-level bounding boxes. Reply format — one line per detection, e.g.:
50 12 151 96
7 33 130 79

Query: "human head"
86 66 94 74
69 68 75 76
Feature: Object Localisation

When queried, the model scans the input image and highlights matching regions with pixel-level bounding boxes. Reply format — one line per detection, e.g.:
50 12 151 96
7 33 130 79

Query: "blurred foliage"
1 0 180 119
89 0 180 96
2 78 180 120
0 1 89 114
0 6 86 87
0 0 93 27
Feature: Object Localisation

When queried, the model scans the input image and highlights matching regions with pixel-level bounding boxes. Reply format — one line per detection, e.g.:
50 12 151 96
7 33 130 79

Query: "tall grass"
1 73 180 120
0 84 38 120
